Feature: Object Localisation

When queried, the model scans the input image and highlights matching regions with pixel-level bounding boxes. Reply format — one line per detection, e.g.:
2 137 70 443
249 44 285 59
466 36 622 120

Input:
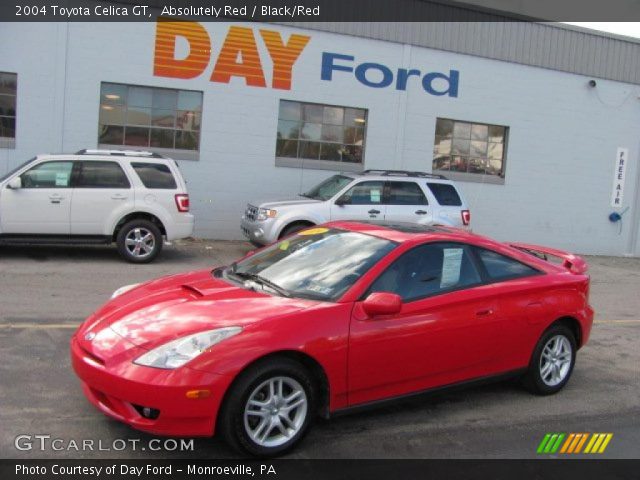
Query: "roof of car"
346 169 454 183
38 150 174 161
328 220 477 243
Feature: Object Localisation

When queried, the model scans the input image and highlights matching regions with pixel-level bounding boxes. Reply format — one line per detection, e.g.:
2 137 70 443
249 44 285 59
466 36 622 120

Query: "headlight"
111 283 141 299
133 327 242 369
256 208 277 221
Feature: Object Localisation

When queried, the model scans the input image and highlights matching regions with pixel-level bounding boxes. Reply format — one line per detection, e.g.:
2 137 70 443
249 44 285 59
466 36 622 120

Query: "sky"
564 22 640 39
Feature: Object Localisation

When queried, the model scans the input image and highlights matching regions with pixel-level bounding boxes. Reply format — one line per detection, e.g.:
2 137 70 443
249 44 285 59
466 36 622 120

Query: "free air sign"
152 21 460 97
611 148 629 208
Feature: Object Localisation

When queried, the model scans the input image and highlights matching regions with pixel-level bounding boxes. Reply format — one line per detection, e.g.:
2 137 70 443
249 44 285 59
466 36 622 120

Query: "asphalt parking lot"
1 241 639 459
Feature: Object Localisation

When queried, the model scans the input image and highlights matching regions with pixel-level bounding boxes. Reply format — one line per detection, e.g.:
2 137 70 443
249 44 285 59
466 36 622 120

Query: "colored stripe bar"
537 434 552 454
598 434 613 453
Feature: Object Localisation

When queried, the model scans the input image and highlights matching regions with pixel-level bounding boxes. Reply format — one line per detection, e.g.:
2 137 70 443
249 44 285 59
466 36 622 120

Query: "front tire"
218 358 316 457
116 219 163 263
523 324 576 395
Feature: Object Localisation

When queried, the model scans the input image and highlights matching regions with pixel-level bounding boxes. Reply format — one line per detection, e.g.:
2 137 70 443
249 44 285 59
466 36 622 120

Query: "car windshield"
0 157 36 183
302 174 353 200
226 228 397 301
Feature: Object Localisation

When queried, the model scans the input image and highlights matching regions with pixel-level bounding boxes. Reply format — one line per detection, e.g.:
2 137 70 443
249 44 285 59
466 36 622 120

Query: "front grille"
245 204 258 221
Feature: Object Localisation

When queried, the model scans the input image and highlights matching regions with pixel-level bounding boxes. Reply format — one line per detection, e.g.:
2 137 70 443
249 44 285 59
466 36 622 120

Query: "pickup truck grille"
245 204 258 221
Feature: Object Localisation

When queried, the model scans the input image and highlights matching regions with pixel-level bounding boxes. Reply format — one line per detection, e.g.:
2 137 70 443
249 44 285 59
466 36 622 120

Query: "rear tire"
218 358 316 457
116 219 162 263
522 324 576 395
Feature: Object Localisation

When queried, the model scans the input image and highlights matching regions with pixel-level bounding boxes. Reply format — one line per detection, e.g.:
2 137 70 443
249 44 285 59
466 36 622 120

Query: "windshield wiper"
230 271 292 298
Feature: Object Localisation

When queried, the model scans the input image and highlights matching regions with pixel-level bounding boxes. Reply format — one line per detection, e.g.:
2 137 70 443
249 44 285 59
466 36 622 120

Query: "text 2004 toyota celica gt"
71 222 593 456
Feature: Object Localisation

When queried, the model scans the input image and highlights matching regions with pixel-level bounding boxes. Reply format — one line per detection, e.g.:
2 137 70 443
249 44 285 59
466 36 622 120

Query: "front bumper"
240 216 278 245
70 335 233 437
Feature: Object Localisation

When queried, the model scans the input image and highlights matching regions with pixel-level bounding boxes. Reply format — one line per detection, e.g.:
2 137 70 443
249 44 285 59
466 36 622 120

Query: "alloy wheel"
125 227 155 258
539 334 572 386
243 376 308 448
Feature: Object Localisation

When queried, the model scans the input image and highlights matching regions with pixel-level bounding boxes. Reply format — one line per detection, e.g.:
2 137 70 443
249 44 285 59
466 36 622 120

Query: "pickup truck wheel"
116 220 162 263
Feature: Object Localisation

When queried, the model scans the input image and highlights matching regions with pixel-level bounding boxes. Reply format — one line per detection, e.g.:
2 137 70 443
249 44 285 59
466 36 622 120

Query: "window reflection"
233 229 397 301
98 82 202 151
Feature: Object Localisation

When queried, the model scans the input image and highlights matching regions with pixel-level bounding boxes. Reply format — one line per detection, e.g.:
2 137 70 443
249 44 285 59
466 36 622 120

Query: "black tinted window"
131 162 177 189
386 181 427 205
427 183 462 206
77 161 130 188
475 248 539 281
369 243 481 302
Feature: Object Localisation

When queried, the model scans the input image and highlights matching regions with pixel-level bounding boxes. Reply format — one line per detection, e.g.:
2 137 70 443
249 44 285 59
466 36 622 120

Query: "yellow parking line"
0 323 78 329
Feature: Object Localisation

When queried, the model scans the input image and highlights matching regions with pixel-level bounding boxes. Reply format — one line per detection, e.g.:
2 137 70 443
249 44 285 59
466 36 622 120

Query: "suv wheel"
280 223 313 239
116 219 163 263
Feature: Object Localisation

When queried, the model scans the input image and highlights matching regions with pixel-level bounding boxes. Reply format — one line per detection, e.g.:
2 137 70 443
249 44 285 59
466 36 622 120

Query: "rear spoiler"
508 242 588 275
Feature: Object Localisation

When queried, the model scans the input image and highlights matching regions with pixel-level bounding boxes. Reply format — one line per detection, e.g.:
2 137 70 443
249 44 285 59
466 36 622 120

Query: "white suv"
0 149 194 263
241 170 471 246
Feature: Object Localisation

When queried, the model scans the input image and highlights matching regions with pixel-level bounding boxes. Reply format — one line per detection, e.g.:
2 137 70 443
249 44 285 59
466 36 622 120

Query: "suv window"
427 183 462 206
386 181 428 205
76 161 130 188
131 162 177 189
368 242 482 301
475 248 540 281
339 181 384 205
21 161 73 188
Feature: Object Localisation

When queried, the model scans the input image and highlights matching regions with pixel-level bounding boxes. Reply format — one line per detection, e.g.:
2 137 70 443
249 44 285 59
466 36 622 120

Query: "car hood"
78 269 319 356
252 196 323 209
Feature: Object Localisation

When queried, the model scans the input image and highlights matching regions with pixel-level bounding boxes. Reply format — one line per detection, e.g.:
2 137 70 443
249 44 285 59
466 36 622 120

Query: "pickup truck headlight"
256 208 277 221
133 327 242 369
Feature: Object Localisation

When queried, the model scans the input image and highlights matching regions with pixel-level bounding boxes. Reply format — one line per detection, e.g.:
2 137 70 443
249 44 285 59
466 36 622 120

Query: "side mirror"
7 177 21 189
362 292 402 317
335 196 349 206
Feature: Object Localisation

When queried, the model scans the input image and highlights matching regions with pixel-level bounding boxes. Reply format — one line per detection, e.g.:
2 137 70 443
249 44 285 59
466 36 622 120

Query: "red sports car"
71 222 593 456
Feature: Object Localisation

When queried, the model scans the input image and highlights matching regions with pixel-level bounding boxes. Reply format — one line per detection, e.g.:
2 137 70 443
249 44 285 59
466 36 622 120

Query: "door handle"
415 210 428 215
476 309 494 316
49 194 64 204
368 209 380 215
111 194 128 200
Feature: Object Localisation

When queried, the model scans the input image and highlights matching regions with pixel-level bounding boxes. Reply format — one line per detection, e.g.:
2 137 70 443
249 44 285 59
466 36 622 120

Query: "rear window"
131 162 177 189
474 248 540 281
427 183 462 206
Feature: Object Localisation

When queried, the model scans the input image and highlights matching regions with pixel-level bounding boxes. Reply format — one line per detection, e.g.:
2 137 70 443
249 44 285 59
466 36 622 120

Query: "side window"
369 243 482 302
338 181 384 205
427 183 462 206
387 181 428 205
475 248 540 281
20 161 73 188
131 162 177 189
76 161 130 188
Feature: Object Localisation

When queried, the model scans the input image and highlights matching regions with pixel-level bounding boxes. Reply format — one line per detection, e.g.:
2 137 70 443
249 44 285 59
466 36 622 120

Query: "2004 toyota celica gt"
71 222 593 456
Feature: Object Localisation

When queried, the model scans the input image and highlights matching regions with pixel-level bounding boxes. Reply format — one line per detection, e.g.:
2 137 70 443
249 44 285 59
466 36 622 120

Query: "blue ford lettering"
321 52 459 97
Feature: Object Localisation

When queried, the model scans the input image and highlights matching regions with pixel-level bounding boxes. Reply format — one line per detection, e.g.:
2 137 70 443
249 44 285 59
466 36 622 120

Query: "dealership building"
1 13 640 256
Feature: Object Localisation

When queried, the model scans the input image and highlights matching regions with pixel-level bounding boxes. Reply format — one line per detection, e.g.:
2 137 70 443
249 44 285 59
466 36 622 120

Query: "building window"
0 72 17 146
433 118 508 181
98 82 202 156
276 100 367 170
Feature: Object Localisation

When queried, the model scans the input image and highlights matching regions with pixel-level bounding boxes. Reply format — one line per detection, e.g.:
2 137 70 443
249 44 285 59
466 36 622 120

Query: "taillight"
175 194 190 212
461 210 471 226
